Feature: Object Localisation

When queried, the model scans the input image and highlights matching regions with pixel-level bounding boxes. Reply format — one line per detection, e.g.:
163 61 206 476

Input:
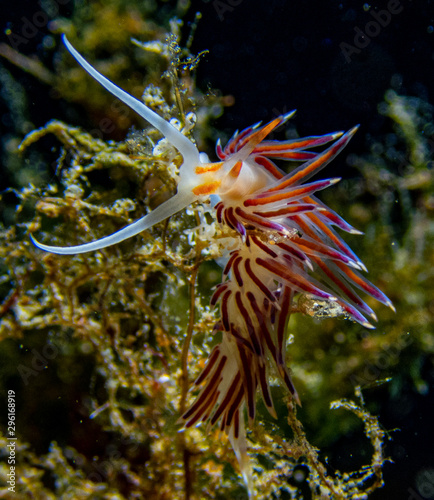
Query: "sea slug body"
31 35 394 497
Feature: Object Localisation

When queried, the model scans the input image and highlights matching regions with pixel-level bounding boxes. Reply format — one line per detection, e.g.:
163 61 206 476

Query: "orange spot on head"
195 162 223 175
229 161 243 178
192 181 221 196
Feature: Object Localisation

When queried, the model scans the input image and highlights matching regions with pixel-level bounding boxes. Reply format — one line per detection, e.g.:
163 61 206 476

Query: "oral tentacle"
31 190 196 255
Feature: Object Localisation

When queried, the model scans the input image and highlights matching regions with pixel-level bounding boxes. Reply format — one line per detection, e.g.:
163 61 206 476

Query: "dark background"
1 1 433 499
1 0 433 178
188 0 433 150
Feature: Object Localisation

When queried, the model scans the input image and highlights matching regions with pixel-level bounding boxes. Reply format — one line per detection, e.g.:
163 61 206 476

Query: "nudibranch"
32 35 394 496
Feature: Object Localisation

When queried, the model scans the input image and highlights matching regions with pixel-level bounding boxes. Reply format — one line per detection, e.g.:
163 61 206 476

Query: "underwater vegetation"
0 4 433 500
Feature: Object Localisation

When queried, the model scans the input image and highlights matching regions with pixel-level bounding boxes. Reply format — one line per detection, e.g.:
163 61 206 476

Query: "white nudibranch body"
31 35 284 255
